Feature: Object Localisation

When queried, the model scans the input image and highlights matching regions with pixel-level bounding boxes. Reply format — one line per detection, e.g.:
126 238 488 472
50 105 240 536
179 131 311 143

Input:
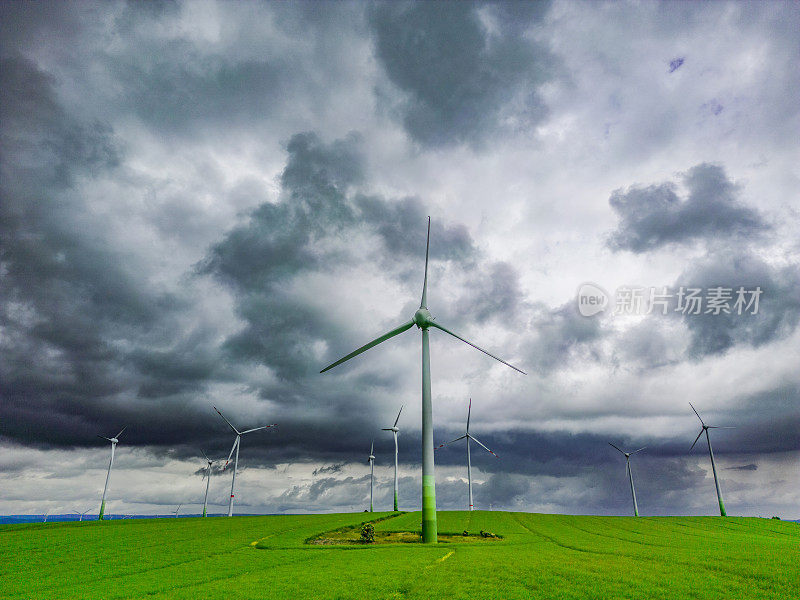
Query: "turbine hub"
414 308 433 328
391 427 399 433
110 439 118 444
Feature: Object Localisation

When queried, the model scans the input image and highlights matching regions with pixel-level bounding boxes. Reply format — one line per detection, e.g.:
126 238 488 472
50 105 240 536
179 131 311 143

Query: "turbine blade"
381 428 393 431
429 321 526 374
716 426 736 429
632 447 647 454
394 405 404 428
320 320 415 373
689 402 705 426
420 216 430 309
201 449 210 462
370 440 374 454
689 429 704 451
224 437 239 469
448 434 468 444
466 398 472 433
214 406 240 435
97 435 113 442
240 425 274 435
608 442 625 454
469 434 497 457
115 427 127 439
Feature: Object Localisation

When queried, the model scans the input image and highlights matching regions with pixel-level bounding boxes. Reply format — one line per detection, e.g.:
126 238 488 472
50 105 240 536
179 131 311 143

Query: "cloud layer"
1 0 798 518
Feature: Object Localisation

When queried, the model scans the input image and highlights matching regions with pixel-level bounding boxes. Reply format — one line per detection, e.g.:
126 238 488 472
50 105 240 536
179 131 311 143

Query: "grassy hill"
2 511 797 599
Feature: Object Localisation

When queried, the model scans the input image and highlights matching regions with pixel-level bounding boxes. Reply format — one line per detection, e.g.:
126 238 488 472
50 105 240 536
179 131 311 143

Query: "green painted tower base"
98 500 105 521
422 475 437 543
719 500 727 517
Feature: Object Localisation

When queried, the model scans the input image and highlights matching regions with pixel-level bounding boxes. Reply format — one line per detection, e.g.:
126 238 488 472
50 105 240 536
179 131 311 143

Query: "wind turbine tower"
321 217 525 543
382 406 403 511
690 403 734 516
608 443 645 516
438 399 497 511
214 406 276 517
367 440 375 512
97 427 126 520
201 450 216 518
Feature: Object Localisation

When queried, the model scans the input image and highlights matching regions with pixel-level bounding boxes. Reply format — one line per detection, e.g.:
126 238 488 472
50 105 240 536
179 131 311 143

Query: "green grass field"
2 511 798 599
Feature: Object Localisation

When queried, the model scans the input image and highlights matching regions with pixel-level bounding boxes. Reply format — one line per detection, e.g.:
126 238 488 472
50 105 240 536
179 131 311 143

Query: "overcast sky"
1 0 798 519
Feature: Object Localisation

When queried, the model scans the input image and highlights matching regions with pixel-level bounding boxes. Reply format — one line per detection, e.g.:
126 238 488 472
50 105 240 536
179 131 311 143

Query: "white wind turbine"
381 405 403 511
172 503 182 518
97 427 126 520
201 450 216 518
437 399 496 511
367 440 375 512
608 443 645 517
73 508 92 522
689 402 735 516
214 406 276 517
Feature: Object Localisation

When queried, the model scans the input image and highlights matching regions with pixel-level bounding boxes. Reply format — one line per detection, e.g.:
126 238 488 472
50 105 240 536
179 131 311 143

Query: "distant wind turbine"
320 217 525 543
97 427 126 520
608 443 645 517
73 508 92 522
381 406 403 511
201 450 216 518
173 503 182 518
690 403 735 516
214 406 276 517
438 399 497 511
367 440 375 512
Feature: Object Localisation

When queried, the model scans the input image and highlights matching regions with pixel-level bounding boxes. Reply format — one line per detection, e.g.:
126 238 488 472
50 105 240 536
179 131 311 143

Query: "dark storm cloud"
607 163 769 252
370 0 554 147
0 54 199 445
675 251 800 357
431 427 747 515
200 131 512 383
521 301 607 374
313 463 345 476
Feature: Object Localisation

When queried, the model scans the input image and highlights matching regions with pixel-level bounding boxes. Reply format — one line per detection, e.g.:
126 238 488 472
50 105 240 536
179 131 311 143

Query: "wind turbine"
381 406 403 511
690 402 734 516
608 443 645 517
73 508 92 522
201 450 216 518
438 399 497 511
97 427 125 520
214 406 276 517
320 217 525 543
367 440 375 512
173 503 182 518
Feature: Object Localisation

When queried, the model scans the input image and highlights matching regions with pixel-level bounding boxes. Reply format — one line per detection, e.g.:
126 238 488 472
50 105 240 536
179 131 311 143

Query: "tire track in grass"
137 548 333 599
509 513 614 556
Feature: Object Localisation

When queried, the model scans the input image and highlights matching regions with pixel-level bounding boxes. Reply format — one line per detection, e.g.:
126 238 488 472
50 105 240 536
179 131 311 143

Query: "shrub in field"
360 523 375 543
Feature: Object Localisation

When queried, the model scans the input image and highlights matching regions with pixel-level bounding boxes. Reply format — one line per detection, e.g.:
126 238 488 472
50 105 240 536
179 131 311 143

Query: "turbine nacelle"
413 308 433 328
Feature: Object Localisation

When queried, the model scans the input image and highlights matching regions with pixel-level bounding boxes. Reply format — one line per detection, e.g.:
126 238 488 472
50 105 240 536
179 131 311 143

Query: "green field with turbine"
2 511 798 599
